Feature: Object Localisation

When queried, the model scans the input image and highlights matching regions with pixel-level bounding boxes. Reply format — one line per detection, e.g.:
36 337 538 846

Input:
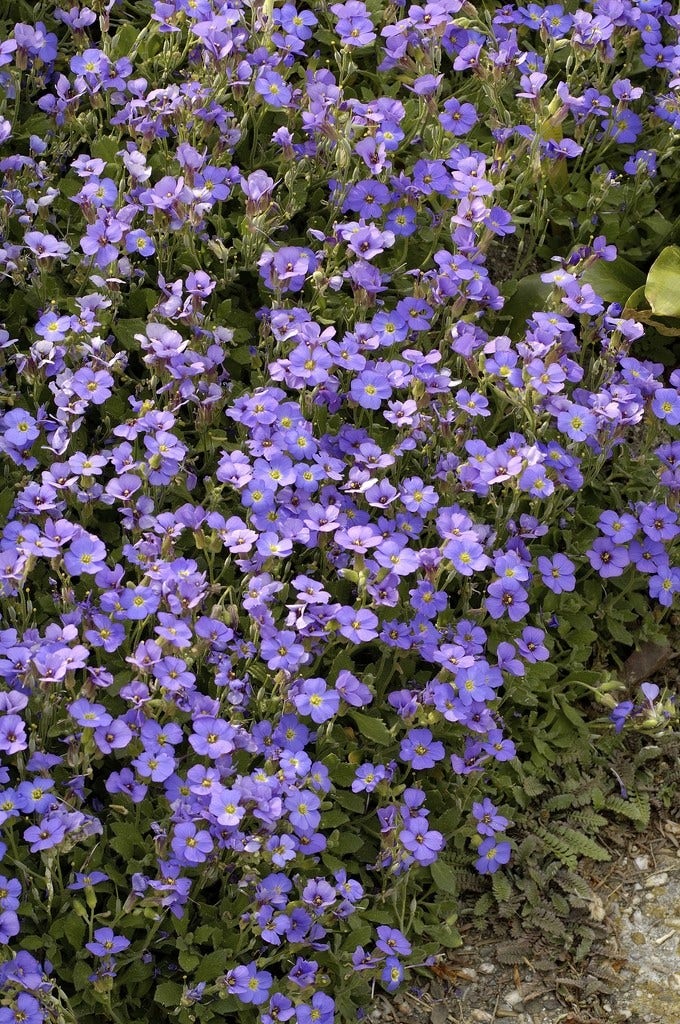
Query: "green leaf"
430 859 460 895
581 256 645 305
111 23 140 59
112 319 148 352
349 712 393 746
645 246 680 316
154 981 184 1007
194 949 229 982
426 922 462 948
179 951 201 972
63 913 86 948
502 273 552 340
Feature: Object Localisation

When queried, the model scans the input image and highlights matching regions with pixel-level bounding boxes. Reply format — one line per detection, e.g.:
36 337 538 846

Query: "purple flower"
352 763 387 793
2 410 39 449
296 993 335 1024
0 993 42 1024
518 464 554 498
258 246 318 292
85 927 130 957
125 229 155 256
350 370 393 410
440 97 478 135
24 231 70 259
586 538 630 578
537 553 576 593
0 910 20 945
260 630 306 671
68 871 109 890
336 607 379 643
472 798 509 837
556 403 598 441
399 818 445 865
63 534 108 576
649 566 680 606
652 388 680 426
381 956 404 992
444 537 490 576
598 511 638 544
171 823 214 865
0 716 27 755
474 838 512 874
639 503 679 543
376 926 411 956
399 728 445 770
293 679 340 724
285 790 321 833
485 578 530 621
118 586 160 620
24 815 67 852
611 700 635 733
330 1 375 47
255 70 292 108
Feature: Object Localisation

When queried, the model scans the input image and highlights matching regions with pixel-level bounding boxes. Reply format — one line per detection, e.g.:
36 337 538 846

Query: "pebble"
644 872 668 888
456 968 478 982
503 989 524 1008
631 931 647 945
635 855 650 871
470 1011 494 1023
478 962 496 975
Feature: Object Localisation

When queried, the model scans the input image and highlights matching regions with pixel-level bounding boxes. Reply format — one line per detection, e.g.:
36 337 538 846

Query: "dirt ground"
371 818 680 1024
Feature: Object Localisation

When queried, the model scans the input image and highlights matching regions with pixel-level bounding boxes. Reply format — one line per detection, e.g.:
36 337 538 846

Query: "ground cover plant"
0 0 678 1021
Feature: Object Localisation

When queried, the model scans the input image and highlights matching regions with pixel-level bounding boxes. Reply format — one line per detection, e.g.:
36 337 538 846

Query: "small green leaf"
349 712 393 746
426 922 462 948
645 245 680 316
154 981 183 1007
194 949 229 982
430 859 460 895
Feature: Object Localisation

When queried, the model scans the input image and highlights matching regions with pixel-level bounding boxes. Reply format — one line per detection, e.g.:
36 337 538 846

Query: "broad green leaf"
502 273 552 339
644 245 680 316
581 256 645 305
349 711 393 746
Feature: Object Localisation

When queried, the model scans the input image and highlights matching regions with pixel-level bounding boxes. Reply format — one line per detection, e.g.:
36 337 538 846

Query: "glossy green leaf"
581 256 645 305
644 245 680 316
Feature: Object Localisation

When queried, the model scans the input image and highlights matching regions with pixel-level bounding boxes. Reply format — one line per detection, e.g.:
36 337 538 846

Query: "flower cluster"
0 0 678 1021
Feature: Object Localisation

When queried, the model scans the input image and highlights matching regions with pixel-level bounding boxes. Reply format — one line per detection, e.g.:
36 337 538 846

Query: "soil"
372 818 680 1024
364 645 680 1024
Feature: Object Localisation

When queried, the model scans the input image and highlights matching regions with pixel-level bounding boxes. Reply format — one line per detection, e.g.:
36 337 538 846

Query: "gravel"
372 819 680 1024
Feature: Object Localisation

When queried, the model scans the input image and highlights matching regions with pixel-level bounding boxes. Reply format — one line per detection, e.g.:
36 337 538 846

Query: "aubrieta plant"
0 0 678 1020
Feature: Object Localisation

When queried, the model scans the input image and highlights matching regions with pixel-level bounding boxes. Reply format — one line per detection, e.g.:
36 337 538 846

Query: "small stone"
631 931 647 945
470 1011 494 1023
456 967 478 982
430 1003 449 1024
502 989 524 1008
478 962 496 974
645 872 668 888
634 855 650 871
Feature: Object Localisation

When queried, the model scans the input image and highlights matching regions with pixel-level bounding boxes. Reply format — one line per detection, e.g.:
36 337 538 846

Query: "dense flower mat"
0 0 679 1021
